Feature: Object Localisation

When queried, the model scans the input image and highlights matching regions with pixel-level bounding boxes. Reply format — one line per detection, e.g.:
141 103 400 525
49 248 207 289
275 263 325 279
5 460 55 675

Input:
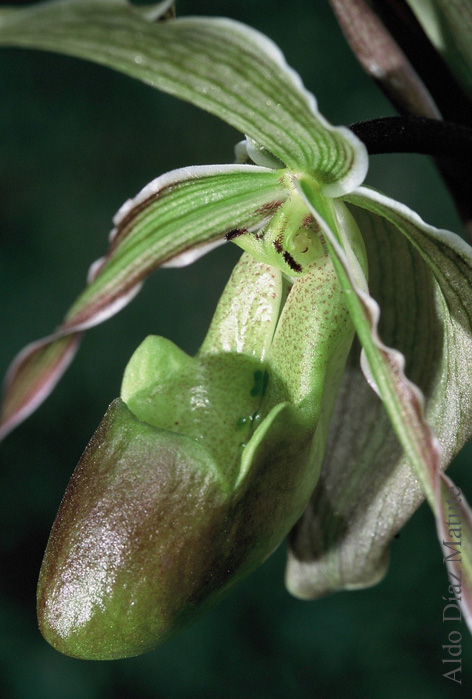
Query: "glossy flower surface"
0 0 471 655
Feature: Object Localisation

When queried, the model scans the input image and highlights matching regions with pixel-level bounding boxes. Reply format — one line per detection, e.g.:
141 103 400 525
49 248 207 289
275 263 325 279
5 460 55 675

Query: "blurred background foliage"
0 0 470 697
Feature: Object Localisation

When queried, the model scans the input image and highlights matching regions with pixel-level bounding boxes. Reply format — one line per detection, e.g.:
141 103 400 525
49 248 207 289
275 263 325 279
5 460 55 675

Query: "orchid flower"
0 0 471 659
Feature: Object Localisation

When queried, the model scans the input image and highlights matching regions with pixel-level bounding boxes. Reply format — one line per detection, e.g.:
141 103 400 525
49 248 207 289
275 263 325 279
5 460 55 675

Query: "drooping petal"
65 166 286 326
0 0 367 194
0 334 82 443
290 179 472 631
285 199 470 595
348 186 472 470
0 165 287 440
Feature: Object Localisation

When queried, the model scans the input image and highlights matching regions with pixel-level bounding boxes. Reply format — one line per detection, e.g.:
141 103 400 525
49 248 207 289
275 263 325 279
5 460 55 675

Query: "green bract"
0 0 471 656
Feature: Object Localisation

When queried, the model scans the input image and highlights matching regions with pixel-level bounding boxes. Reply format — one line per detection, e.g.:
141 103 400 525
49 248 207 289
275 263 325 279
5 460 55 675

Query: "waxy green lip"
37 247 355 659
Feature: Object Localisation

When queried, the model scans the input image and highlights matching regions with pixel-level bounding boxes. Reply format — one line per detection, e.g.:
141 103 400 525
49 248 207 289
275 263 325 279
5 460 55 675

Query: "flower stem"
349 116 472 159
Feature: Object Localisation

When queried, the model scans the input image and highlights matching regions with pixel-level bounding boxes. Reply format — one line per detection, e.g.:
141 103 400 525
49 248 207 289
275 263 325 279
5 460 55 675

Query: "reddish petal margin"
296 176 472 633
437 473 472 633
0 276 143 442
358 282 472 634
0 333 81 441
1 164 287 440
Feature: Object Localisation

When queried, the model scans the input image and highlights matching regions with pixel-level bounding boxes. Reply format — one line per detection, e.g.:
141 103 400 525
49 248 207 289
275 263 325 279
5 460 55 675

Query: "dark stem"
370 0 472 126
349 116 472 239
349 116 472 159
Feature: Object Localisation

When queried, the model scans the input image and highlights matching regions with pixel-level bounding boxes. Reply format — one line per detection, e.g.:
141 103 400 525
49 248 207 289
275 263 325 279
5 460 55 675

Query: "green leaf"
289 181 472 631
407 0 472 97
0 0 367 194
0 165 286 440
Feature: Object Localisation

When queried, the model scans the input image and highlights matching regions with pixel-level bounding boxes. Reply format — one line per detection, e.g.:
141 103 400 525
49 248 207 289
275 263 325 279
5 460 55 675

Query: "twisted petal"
290 181 472 632
0 165 287 439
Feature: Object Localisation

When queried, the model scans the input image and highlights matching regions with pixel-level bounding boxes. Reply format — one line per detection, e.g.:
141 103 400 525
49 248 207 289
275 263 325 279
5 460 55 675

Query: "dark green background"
0 1 470 697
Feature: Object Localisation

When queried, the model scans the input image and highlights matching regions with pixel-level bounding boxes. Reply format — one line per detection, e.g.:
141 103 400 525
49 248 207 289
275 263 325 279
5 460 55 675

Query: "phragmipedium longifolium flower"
0 0 471 657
